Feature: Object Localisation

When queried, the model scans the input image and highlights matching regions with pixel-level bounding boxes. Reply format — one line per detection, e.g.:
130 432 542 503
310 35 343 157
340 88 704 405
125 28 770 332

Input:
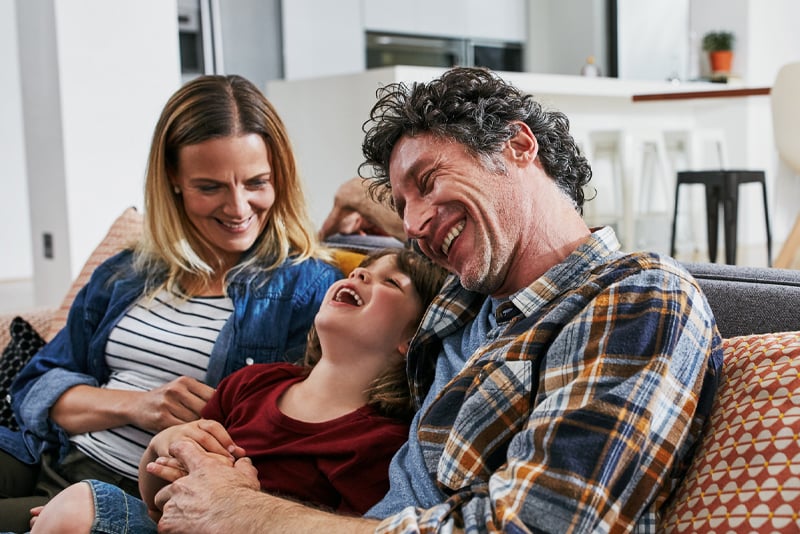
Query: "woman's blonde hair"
135 74 329 294
303 248 448 421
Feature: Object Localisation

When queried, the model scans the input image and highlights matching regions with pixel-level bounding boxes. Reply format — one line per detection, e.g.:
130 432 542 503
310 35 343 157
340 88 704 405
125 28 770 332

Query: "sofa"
2 207 799 532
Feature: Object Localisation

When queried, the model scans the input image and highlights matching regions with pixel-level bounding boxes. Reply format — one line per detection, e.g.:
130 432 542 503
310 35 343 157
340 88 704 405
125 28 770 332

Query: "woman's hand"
132 376 216 432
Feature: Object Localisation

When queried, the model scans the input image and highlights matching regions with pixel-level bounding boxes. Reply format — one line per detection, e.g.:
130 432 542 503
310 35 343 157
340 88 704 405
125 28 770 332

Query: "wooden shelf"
632 87 771 102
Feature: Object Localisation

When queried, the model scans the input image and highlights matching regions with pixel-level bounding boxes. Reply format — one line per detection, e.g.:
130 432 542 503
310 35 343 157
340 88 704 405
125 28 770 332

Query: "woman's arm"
12 253 135 442
50 376 215 435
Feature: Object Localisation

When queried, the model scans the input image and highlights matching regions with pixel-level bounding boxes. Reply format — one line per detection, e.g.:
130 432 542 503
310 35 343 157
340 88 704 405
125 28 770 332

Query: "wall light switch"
43 232 53 259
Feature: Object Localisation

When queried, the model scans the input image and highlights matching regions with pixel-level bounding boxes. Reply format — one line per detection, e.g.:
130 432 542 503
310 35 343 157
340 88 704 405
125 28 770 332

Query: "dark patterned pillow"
0 317 46 431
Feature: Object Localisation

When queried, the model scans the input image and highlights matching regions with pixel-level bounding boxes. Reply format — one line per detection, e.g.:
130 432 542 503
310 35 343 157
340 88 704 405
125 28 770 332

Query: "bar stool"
584 129 673 251
578 130 626 239
669 170 773 266
664 128 729 171
664 128 729 260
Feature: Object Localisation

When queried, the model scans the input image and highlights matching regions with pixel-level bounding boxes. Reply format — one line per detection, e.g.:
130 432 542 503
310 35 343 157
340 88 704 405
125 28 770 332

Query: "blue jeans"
85 479 156 534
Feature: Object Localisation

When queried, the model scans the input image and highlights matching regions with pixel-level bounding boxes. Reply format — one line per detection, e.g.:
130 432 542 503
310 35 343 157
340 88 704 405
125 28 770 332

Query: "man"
155 67 722 533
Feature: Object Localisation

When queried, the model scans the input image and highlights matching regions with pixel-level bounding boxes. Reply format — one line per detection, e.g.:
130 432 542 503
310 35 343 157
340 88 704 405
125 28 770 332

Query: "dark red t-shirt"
202 363 409 515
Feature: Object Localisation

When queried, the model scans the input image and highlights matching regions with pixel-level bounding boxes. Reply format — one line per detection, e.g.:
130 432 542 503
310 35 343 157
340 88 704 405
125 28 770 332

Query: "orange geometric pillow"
660 331 800 532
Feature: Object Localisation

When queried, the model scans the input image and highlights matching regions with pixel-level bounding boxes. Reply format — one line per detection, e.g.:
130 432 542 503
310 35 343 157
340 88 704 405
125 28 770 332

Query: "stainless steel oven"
366 32 523 72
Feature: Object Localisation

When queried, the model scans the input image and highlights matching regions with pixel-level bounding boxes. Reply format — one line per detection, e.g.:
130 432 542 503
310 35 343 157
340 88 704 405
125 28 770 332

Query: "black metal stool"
669 170 772 266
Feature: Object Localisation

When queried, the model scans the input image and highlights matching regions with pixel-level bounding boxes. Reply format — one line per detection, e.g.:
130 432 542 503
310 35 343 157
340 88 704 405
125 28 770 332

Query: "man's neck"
493 219 590 298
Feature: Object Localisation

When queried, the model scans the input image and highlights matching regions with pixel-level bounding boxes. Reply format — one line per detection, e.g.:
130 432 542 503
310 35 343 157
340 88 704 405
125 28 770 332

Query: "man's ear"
506 121 538 164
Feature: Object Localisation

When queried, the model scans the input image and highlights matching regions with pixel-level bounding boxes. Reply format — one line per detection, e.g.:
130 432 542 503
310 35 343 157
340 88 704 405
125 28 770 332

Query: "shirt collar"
507 226 622 319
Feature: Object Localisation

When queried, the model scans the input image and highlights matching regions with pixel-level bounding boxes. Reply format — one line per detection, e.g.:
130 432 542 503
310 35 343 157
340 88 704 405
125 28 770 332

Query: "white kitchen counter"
313 65 762 99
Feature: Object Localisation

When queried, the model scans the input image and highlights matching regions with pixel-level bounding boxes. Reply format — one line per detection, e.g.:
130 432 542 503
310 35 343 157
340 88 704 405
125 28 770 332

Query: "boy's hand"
149 419 245 461
29 505 44 529
146 455 189 483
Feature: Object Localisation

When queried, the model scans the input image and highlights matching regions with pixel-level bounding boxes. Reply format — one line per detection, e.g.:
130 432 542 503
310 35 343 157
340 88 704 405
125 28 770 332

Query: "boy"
28 249 448 533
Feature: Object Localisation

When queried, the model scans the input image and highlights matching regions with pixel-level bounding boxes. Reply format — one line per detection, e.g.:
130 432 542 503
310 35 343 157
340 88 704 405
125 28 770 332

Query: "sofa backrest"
684 262 800 338
325 234 800 337
328 235 800 339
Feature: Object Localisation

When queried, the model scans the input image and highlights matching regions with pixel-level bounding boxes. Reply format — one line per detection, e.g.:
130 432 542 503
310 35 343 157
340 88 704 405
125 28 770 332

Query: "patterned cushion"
661 331 800 532
48 207 144 339
0 317 46 430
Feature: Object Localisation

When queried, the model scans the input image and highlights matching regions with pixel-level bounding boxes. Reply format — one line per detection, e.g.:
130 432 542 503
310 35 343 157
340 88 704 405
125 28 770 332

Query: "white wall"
16 0 181 306
745 0 800 247
0 0 32 281
526 0 608 77
617 0 690 81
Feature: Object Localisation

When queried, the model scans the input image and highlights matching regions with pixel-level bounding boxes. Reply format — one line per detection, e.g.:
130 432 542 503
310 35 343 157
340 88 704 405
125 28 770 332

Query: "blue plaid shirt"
378 227 722 533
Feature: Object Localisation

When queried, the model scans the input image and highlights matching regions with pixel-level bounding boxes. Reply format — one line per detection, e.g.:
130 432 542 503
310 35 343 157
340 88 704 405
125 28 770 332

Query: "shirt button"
245 358 254 365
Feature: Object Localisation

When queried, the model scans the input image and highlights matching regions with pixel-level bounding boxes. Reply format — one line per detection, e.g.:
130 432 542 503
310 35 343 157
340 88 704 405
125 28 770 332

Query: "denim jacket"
0 249 341 465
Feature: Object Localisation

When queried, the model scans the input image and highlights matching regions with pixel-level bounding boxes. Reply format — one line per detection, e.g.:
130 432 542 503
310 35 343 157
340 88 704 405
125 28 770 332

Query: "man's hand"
139 420 245 524
154 440 381 534
153 439 261 533
319 177 405 241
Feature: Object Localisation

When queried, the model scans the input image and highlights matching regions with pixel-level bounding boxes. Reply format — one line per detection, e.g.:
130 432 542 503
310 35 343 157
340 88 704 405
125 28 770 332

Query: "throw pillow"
660 331 800 533
49 206 144 340
330 249 366 277
0 317 46 431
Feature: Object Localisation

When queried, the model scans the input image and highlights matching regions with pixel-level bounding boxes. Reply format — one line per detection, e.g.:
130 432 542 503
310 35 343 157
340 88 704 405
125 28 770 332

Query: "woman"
0 74 341 532
28 248 449 533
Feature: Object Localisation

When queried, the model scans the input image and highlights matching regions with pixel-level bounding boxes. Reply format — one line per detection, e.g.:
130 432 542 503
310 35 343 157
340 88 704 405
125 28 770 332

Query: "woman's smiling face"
173 134 275 269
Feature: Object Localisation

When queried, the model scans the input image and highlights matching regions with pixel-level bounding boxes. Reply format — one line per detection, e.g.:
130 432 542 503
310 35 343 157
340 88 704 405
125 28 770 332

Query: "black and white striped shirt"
70 290 233 480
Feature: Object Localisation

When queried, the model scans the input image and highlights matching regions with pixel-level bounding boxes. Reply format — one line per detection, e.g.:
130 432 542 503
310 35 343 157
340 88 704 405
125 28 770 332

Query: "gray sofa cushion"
684 262 800 338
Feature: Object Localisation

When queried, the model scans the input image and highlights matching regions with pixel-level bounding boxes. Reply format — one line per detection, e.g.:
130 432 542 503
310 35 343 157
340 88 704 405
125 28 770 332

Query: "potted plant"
702 30 735 74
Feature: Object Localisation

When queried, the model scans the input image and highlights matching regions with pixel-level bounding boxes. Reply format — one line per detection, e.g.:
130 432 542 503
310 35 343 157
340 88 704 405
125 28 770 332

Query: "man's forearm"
157 471 380 534
321 177 405 241
252 493 380 534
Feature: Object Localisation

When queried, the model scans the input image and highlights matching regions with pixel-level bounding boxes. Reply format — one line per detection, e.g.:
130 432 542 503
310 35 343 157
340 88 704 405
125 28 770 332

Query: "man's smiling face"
388 133 519 295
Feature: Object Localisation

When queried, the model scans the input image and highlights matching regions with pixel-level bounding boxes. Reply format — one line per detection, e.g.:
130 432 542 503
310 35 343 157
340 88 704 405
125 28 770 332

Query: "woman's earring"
173 186 181 195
